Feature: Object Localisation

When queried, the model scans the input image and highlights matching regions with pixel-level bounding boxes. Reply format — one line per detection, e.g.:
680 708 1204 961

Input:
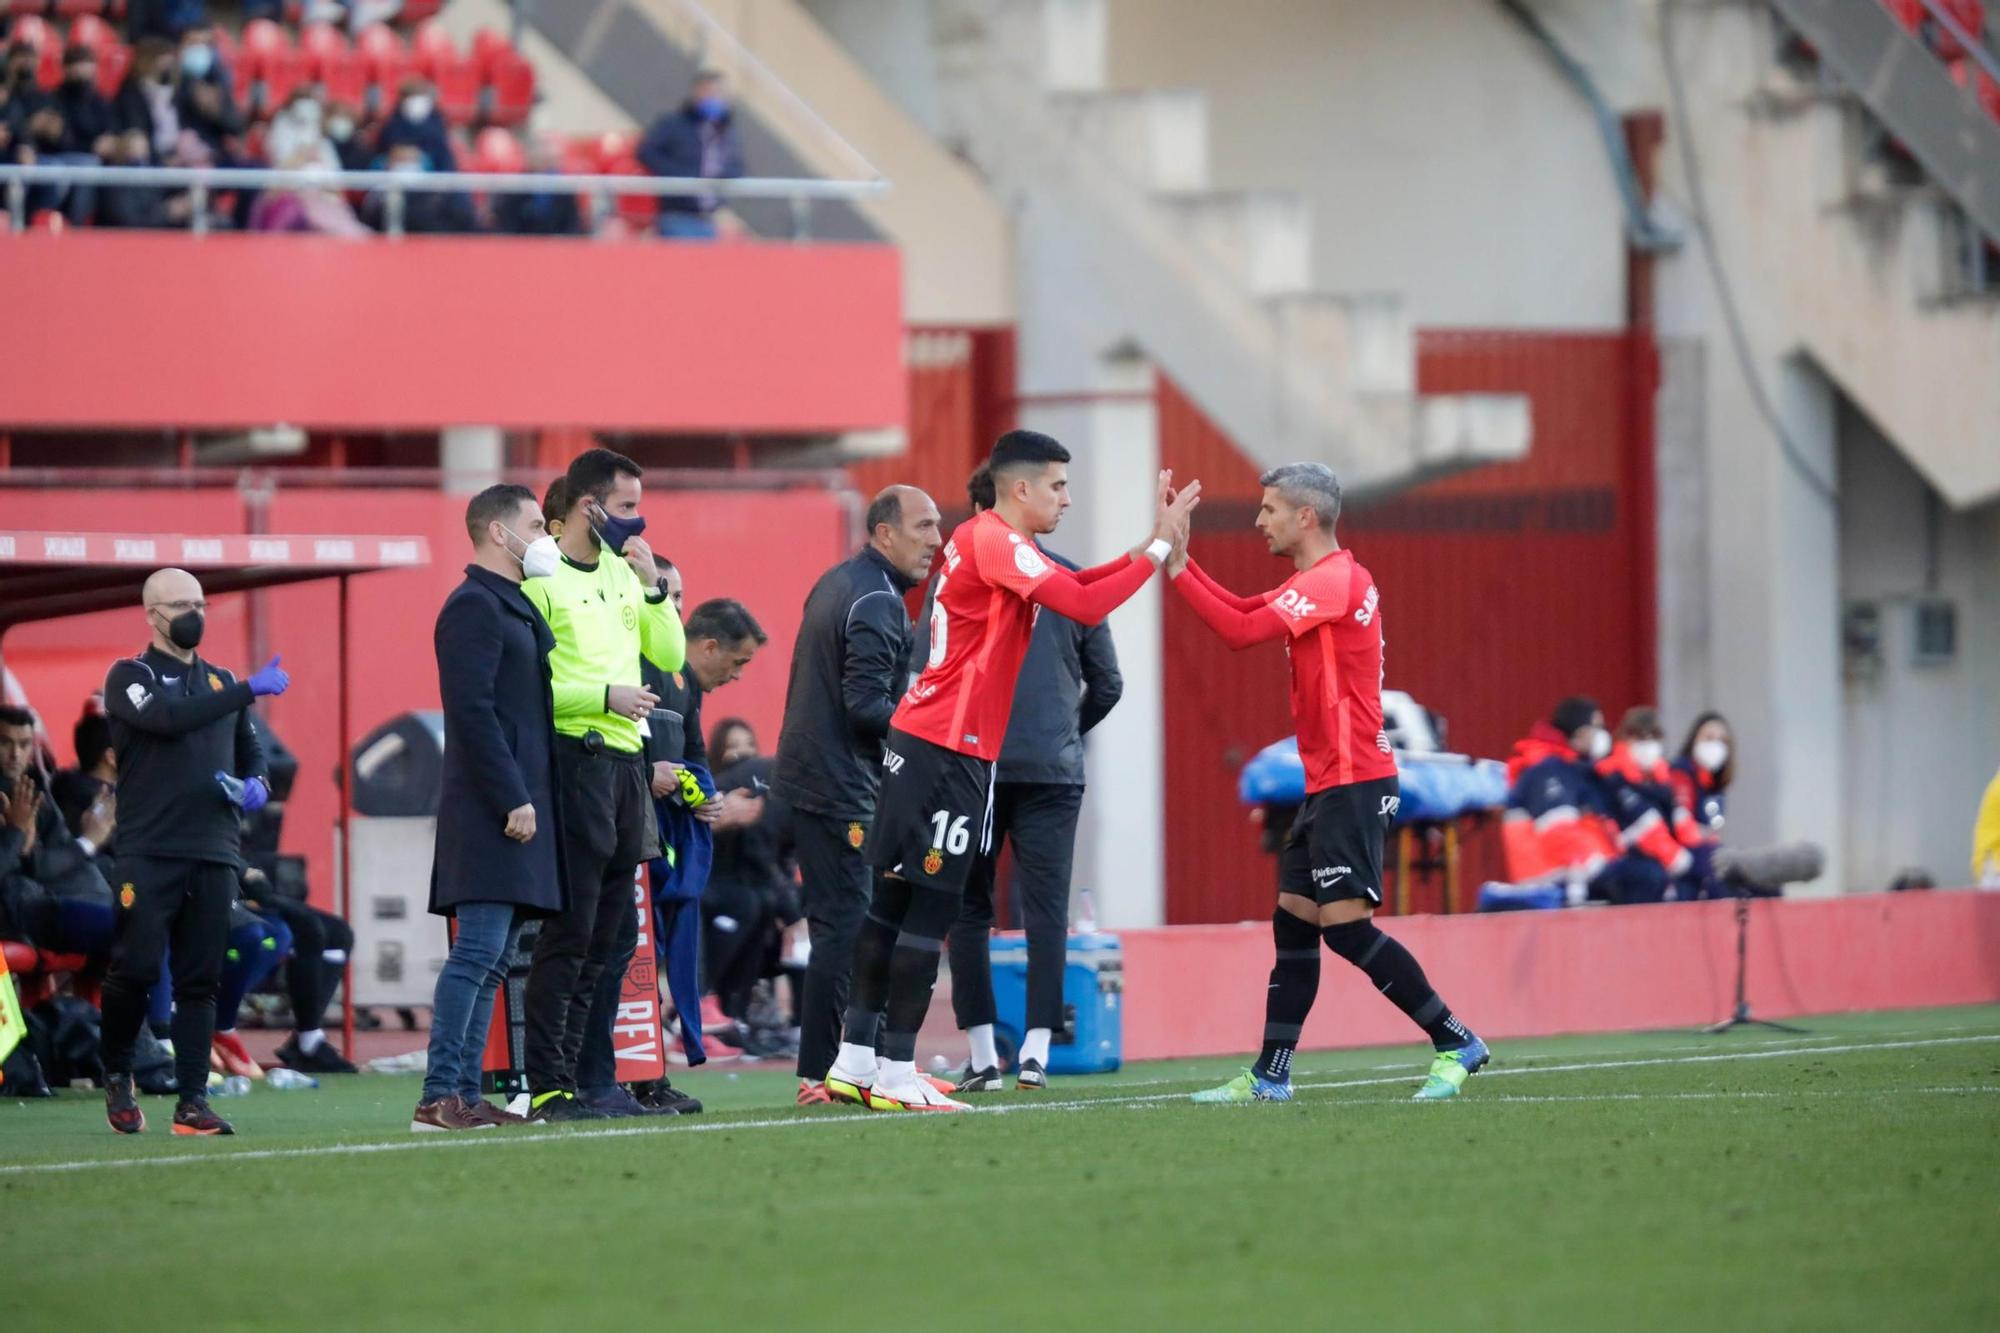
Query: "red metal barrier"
1118 891 2000 1061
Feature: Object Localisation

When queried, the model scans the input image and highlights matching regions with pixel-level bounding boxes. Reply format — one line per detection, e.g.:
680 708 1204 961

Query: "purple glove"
217 772 270 813
247 655 290 698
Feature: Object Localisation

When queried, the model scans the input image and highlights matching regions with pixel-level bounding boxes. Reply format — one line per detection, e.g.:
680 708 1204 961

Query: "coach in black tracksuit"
773 486 941 1088
99 568 290 1135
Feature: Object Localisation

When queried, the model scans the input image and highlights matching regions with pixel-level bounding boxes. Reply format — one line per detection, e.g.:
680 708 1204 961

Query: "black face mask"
161 609 204 651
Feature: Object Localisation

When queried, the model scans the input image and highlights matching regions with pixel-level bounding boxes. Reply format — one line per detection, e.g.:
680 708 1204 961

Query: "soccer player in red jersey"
1169 462 1488 1103
825 430 1202 1111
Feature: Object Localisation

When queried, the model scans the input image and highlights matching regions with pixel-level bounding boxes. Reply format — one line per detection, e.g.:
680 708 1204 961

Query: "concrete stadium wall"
1118 891 2000 1060
1103 0 1629 331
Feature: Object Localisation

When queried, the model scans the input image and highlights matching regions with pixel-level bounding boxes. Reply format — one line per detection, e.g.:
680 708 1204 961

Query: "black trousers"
574 882 641 1094
253 895 354 1031
524 741 656 1096
792 810 874 1081
99 856 237 1099
948 782 1084 1034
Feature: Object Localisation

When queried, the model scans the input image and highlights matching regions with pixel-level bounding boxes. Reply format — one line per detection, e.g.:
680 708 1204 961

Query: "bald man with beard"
98 569 292 1136
773 486 942 1102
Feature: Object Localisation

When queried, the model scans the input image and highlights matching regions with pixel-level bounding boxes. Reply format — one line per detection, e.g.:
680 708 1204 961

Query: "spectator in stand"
96 127 194 229
1594 707 1714 902
376 78 457 171
324 102 371 172
8 45 101 222
264 87 340 174
2 40 42 131
174 24 244 161
113 39 185 165
1501 696 1625 903
363 142 477 234
494 137 584 236
1669 710 1733 846
637 67 744 240
125 1 210 44
51 46 119 160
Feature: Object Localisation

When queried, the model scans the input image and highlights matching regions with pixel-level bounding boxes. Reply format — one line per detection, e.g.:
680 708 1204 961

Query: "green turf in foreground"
5 1006 1998 1330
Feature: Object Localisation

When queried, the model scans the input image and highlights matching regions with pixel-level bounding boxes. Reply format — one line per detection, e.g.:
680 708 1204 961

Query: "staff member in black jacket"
99 568 290 1136
773 485 941 1102
412 485 566 1132
937 465 1123 1092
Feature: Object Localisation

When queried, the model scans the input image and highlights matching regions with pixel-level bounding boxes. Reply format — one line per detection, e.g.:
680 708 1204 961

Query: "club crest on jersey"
923 847 945 876
847 822 866 850
119 883 135 909
1273 588 1316 620
208 672 224 692
1012 541 1047 578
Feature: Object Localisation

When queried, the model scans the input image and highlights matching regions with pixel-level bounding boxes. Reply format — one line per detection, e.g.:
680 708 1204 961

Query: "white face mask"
1693 739 1730 773
520 535 562 580
1587 727 1613 761
1628 740 1664 770
402 95 434 123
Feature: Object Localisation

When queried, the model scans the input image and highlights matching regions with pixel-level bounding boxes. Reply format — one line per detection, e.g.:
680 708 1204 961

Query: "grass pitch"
5 1005 1998 1330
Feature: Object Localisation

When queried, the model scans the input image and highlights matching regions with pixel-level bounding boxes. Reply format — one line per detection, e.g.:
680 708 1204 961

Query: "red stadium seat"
590 132 655 228
7 13 50 48
435 51 480 125
54 0 105 16
1883 0 1925 36
354 22 402 74
5 1 49 19
469 27 510 78
298 21 347 78
258 48 310 115
321 48 370 112
241 17 289 57
473 125 524 174
409 17 455 78
92 39 125 96
488 49 535 128
35 40 59 88
397 0 443 22
65 11 111 51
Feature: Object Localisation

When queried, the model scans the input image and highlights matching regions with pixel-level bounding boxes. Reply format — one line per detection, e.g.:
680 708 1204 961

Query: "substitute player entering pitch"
826 430 1201 1112
1170 462 1488 1102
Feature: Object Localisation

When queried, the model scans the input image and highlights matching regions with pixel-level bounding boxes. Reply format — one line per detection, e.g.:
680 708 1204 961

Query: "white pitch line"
2 1032 1995 1178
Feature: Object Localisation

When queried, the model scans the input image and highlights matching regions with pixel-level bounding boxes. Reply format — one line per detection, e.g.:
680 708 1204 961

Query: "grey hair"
1258 462 1342 532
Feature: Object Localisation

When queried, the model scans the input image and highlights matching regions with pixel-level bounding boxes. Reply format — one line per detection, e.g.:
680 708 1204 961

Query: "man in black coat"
413 485 566 1132
772 485 941 1101
934 465 1123 1092
636 68 745 239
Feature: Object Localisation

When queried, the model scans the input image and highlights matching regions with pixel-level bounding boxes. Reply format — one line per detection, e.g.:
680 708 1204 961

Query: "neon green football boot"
1412 1036 1490 1101
1190 1070 1293 1104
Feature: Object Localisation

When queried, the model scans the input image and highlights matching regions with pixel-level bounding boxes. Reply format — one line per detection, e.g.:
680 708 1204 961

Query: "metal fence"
0 164 887 238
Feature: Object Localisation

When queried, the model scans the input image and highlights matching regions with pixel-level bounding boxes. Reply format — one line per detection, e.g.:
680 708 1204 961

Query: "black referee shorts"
867 727 994 895
1278 775 1401 906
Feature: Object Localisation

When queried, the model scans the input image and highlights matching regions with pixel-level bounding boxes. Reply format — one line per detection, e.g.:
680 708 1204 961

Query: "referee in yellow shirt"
521 449 687 1121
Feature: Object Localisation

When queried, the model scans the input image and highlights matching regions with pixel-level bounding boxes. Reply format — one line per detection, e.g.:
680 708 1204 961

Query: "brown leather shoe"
464 1097 527 1126
410 1095 494 1132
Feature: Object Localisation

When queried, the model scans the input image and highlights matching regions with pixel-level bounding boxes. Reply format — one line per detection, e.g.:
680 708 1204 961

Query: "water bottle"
216 1075 252 1098
1074 889 1098 936
267 1068 319 1091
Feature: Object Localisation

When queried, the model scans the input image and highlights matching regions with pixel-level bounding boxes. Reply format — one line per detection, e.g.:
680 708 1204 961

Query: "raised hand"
620 534 660 588
1154 477 1203 544
247 656 290 698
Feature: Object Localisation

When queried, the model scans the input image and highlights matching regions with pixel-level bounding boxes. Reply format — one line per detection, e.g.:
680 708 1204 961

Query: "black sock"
880 887 958 1063
1254 910 1322 1083
1322 919 1472 1050
842 874 912 1048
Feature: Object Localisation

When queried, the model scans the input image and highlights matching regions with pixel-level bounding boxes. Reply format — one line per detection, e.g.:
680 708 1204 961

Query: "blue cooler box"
984 931 1123 1074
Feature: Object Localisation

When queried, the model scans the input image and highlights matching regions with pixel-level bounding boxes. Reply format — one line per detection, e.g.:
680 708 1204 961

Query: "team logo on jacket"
208 672 224 692
621 604 638 630
847 822 866 850
119 883 135 909
1013 542 1047 578
923 847 945 876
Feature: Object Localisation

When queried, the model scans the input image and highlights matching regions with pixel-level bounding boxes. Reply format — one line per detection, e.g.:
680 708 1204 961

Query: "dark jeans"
99 856 236 1099
792 810 874 1081
948 782 1084 1034
524 742 655 1095
424 903 521 1103
575 883 642 1094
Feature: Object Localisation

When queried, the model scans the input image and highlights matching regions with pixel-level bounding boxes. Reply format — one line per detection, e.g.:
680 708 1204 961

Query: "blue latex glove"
217 772 270 813
247 655 290 698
